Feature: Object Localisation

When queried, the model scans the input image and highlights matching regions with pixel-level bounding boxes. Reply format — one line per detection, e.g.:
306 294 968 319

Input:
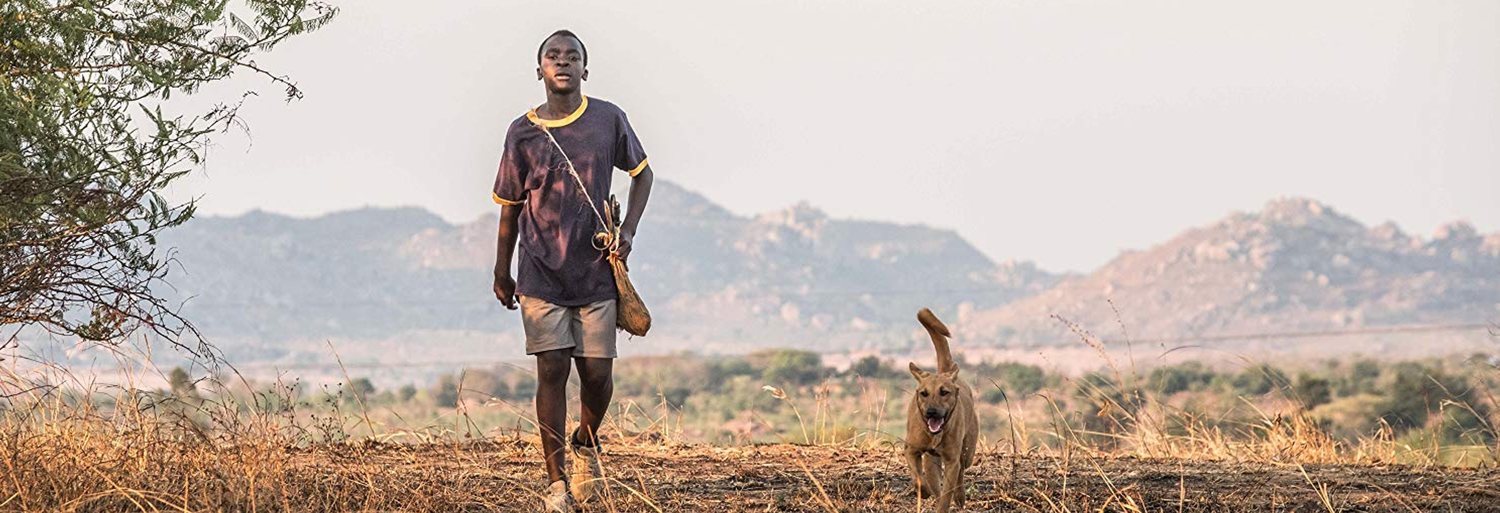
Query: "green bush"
847 356 890 379
661 386 693 409
1292 373 1332 408
1378 363 1441 431
706 357 757 389
1375 363 1491 443
1071 372 1142 445
1230 364 1289 396
346 378 375 404
1335 359 1382 396
167 367 197 399
992 362 1048 397
980 387 1008 404
759 349 826 387
434 375 459 408
1147 362 1216 396
509 375 537 400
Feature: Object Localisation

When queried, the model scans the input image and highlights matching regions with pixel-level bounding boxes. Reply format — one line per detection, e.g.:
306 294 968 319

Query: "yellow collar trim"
527 96 589 128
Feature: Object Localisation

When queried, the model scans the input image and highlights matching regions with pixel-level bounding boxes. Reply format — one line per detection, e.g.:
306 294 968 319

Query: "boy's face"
537 35 587 94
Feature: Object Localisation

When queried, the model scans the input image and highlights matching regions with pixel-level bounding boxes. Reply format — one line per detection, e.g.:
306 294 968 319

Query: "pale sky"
167 0 1500 272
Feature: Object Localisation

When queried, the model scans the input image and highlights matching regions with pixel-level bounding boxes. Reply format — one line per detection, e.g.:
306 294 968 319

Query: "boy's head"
536 29 587 94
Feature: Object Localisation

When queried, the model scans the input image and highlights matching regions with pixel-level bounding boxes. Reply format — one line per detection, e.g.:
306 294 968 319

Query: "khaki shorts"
519 295 619 359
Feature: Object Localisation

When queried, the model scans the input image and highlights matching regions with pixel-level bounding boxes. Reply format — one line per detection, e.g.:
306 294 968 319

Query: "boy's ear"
582 69 589 81
909 362 928 381
536 67 543 80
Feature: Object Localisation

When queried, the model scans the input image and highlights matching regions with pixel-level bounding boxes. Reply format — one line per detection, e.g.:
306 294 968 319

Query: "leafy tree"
973 362 1048 403
489 379 511 399
1292 373 1332 409
1376 363 1491 443
347 377 375 403
166 365 196 397
396 383 417 403
1334 359 1382 396
1 0 335 346
846 355 888 379
1229 364 1289 396
1147 362 1215 396
759 349 825 387
509 375 537 400
1377 363 1434 431
705 357 756 389
660 385 692 409
992 362 1047 397
456 369 508 399
1072 372 1142 444
434 374 458 408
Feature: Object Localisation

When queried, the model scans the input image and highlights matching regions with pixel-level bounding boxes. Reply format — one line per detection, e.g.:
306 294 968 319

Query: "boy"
491 29 654 512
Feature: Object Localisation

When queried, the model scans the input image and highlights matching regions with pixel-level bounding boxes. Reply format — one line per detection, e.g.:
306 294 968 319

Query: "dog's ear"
941 368 961 380
908 362 929 381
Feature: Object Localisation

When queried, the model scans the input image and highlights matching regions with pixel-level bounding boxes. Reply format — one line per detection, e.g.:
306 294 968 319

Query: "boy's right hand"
493 273 518 310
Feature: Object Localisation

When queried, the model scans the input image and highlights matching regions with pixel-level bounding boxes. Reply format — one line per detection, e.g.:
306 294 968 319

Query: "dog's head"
909 363 961 435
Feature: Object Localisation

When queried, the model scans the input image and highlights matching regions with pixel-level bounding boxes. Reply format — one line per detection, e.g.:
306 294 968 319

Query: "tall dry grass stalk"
2 316 1496 511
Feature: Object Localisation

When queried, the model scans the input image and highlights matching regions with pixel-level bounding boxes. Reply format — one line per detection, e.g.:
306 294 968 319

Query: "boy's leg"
571 298 619 444
567 299 618 502
573 356 613 445
535 348 573 483
522 295 583 487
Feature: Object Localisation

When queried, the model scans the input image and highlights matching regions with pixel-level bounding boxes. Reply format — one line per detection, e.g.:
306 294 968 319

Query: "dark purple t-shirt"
492 96 648 306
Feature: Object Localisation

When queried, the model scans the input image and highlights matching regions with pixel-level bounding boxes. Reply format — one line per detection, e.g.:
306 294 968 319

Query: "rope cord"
535 124 618 252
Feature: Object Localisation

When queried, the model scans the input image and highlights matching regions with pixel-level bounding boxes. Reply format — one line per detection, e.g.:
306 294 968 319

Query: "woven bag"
605 196 650 336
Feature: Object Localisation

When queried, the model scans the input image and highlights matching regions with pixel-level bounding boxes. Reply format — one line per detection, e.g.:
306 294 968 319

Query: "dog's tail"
917 308 957 374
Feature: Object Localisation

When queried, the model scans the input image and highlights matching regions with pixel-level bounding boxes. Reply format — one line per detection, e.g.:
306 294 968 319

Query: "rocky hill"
157 188 1497 360
158 181 1061 355
962 198 1500 348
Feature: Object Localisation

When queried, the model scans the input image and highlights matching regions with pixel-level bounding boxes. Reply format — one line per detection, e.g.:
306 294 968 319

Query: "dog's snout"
925 407 940 418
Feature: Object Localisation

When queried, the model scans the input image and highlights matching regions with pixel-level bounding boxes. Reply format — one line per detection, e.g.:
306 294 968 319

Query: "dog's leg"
953 447 970 507
955 457 968 508
923 455 943 501
960 436 974 470
905 448 933 498
937 454 964 513
962 430 978 506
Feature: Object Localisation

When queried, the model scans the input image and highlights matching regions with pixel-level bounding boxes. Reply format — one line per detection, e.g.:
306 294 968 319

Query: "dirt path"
285 441 1500 512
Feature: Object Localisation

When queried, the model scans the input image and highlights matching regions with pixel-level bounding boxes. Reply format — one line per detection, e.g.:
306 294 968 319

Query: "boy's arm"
614 166 653 261
492 204 522 309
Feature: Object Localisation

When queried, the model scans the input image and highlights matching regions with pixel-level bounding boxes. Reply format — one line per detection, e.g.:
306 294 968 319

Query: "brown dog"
904 308 978 512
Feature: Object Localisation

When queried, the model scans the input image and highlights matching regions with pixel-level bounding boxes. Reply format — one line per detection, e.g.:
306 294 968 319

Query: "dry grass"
6 424 1499 512
3 326 1498 511
3 369 1498 512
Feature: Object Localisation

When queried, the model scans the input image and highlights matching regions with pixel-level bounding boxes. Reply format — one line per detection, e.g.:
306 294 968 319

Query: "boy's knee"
578 366 612 390
580 370 612 391
535 350 572 381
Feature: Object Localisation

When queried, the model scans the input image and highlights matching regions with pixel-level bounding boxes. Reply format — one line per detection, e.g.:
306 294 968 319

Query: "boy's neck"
540 91 584 119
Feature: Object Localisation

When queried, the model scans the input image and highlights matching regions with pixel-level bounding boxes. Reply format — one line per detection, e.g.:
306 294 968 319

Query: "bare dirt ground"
282 440 1500 512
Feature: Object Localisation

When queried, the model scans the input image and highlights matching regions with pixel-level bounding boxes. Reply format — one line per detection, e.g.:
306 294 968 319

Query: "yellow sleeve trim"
526 95 589 128
625 158 650 177
492 192 524 206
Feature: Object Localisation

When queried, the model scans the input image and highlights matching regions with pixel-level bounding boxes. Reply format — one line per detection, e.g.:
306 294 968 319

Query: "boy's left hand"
613 230 634 261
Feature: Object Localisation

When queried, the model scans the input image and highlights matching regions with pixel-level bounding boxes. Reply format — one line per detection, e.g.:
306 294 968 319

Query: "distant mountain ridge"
962 198 1500 346
158 181 1061 354
157 184 1498 358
